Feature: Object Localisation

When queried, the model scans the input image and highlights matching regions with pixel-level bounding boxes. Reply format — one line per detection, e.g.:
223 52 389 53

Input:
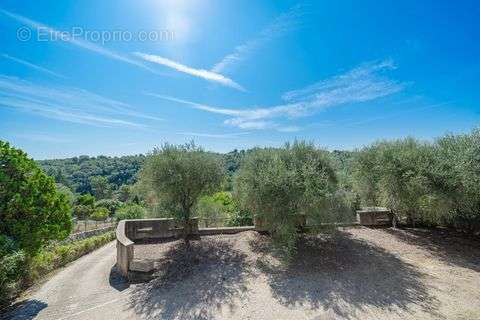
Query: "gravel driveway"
2 227 480 320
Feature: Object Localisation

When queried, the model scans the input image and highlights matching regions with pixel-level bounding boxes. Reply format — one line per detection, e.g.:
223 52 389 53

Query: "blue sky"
0 0 479 159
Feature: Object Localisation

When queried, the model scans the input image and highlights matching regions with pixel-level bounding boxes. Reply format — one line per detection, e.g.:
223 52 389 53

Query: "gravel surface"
2 227 480 320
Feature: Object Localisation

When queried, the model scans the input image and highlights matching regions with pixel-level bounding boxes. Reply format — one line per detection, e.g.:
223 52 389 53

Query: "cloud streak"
0 9 245 90
212 3 307 74
0 75 161 128
15 133 72 143
176 131 250 139
0 9 151 71
135 52 245 91
149 60 405 130
2 54 67 79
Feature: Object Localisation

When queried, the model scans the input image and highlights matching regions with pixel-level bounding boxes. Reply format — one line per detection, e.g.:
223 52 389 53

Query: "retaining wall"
69 226 115 242
356 208 392 226
115 218 199 277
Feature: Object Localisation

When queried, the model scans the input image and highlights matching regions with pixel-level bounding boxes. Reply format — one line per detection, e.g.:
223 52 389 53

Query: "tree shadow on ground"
0 299 47 320
252 231 440 319
128 237 251 320
385 227 480 272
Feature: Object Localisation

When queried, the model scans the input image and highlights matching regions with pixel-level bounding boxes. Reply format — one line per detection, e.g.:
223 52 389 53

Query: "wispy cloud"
15 133 72 143
135 52 245 91
176 131 250 139
149 60 405 130
212 3 307 74
0 75 162 128
277 126 301 133
2 54 67 79
0 9 150 71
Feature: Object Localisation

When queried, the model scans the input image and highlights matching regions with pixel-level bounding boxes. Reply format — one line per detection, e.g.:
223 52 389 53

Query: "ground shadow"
0 299 47 320
385 227 480 272
109 264 130 292
128 237 251 320
254 231 440 319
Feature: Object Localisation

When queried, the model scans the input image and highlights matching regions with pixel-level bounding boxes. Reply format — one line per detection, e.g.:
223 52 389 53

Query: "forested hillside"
37 150 258 194
38 155 146 194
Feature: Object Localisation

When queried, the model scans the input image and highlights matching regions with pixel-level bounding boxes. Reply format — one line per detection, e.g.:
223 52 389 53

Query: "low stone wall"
69 226 115 242
254 214 306 232
115 218 199 278
199 226 255 235
116 220 134 276
356 208 392 226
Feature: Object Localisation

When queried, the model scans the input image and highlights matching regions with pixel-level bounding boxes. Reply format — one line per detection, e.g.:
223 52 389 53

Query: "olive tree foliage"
0 141 72 254
235 141 347 255
137 143 224 237
430 130 480 231
351 130 480 231
352 138 436 226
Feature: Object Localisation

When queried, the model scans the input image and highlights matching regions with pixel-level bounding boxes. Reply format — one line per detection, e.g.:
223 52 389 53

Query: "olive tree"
0 141 72 254
234 141 341 255
137 142 224 241
431 130 480 231
352 138 443 227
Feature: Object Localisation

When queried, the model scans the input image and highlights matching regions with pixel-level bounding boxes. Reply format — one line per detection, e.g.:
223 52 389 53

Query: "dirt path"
2 228 480 320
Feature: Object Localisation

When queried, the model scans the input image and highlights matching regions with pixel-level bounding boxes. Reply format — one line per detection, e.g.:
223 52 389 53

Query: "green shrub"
28 232 115 282
115 203 146 221
90 207 109 221
196 191 253 227
73 204 93 220
1 231 115 308
0 249 26 307
351 129 480 232
353 138 434 226
235 141 342 256
95 199 121 216
226 208 253 227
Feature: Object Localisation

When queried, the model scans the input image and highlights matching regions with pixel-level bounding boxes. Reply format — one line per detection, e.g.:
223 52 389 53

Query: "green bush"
0 235 27 306
90 207 109 221
95 199 121 216
235 141 343 256
352 138 435 226
351 129 480 232
28 232 115 283
0 231 115 308
76 194 96 207
196 191 253 227
115 203 146 221
73 204 93 220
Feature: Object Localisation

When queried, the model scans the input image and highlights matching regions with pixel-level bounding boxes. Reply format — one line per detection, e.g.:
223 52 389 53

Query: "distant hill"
38 149 354 194
38 155 146 194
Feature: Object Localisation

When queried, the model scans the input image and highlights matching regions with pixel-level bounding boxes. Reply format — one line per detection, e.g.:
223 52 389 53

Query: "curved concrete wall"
115 218 199 277
116 220 134 276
